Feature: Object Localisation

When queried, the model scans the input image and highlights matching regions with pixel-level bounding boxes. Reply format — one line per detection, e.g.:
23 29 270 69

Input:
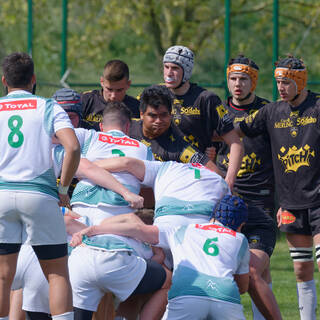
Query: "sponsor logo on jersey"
274 116 316 128
98 134 139 147
195 224 236 236
86 113 103 123
180 106 200 115
278 145 315 173
0 99 37 111
281 210 296 224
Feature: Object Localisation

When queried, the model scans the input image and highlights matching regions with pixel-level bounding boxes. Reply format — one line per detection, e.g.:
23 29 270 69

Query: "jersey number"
203 237 219 256
112 149 125 157
189 167 201 179
8 115 24 148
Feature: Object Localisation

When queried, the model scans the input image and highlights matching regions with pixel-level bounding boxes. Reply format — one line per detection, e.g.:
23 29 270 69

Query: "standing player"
163 45 243 189
71 195 250 320
216 55 280 320
0 52 80 320
238 55 320 320
81 60 140 130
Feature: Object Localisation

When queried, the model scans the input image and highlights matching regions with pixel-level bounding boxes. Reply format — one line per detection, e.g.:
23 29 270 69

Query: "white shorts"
11 245 50 313
0 191 67 245
162 296 246 320
69 245 146 311
154 214 209 269
72 204 134 225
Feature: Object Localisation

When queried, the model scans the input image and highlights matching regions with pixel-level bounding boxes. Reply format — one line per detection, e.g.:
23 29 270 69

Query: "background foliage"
1 0 320 100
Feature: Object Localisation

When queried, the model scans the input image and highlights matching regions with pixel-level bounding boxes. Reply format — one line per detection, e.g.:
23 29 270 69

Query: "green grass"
241 235 320 319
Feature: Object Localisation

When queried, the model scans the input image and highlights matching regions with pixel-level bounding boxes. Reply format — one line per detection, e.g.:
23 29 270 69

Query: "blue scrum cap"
211 195 248 231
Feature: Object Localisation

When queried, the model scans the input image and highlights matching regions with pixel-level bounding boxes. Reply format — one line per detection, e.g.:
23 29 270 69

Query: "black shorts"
242 205 277 257
279 206 320 236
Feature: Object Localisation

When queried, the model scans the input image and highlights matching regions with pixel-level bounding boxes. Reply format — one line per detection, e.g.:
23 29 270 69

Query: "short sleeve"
142 160 162 187
235 236 250 275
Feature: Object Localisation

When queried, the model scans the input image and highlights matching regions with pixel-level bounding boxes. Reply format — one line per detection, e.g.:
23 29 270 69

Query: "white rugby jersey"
158 222 250 304
0 90 73 198
71 129 154 208
142 161 230 219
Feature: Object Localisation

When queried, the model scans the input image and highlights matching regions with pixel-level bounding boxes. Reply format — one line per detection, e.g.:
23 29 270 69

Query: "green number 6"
203 237 219 256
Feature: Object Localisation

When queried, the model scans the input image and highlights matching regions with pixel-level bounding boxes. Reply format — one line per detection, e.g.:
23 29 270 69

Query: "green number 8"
203 237 219 256
8 115 24 148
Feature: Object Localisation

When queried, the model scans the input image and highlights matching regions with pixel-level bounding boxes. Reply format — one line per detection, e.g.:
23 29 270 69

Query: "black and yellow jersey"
217 96 274 206
80 89 140 130
129 119 210 165
172 83 234 152
240 91 320 210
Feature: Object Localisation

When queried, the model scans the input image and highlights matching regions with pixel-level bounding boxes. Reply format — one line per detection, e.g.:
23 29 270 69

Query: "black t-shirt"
80 89 140 130
240 91 320 210
129 119 209 164
216 96 274 206
172 83 234 152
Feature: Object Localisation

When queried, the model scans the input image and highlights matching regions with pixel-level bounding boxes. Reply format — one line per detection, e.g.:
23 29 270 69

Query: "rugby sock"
297 280 317 320
52 312 74 320
251 283 272 320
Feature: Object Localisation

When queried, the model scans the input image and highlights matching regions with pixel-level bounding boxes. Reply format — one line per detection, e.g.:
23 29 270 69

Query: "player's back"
0 91 71 196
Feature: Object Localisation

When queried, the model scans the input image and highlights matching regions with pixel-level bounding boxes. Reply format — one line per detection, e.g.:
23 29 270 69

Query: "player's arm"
70 213 159 246
76 158 143 209
55 128 80 205
219 129 244 191
94 157 146 181
234 273 249 294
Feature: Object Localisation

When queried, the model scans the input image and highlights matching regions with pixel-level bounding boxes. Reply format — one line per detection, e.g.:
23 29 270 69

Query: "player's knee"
289 247 314 281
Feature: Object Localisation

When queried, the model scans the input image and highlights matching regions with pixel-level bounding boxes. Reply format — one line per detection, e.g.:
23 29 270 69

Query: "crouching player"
71 195 250 320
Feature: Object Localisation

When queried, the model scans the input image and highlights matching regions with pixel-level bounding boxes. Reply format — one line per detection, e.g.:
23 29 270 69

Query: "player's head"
139 85 173 138
274 55 307 102
2 52 35 92
100 101 132 134
52 88 82 128
163 45 194 89
227 54 259 100
100 60 131 102
210 195 248 231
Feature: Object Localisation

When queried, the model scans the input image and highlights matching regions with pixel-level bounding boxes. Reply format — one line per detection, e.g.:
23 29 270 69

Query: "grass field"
241 234 320 319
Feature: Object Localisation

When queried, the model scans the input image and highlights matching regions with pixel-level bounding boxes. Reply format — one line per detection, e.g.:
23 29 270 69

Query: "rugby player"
71 195 250 320
0 52 80 320
238 55 320 320
216 55 281 320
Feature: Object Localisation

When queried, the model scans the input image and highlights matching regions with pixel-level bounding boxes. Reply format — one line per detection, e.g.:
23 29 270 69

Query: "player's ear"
99 122 104 132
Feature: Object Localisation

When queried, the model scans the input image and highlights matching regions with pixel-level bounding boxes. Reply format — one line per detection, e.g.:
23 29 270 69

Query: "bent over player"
0 52 80 320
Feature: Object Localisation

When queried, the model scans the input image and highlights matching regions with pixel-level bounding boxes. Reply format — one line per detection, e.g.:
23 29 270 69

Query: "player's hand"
123 191 144 209
70 226 94 247
59 193 70 207
205 146 216 161
224 176 234 192
277 207 282 227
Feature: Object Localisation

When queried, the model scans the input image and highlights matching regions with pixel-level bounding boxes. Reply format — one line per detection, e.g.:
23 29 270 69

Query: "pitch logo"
223 152 261 177
0 99 37 111
98 134 139 147
278 145 315 173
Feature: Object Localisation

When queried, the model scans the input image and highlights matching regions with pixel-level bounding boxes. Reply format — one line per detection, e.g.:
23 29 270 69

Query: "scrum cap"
52 88 82 117
274 56 307 95
163 45 194 83
227 55 259 92
211 195 248 231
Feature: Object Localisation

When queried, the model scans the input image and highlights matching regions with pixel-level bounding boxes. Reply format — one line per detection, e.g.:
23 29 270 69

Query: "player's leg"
286 233 316 320
9 289 26 320
92 293 115 320
0 249 19 317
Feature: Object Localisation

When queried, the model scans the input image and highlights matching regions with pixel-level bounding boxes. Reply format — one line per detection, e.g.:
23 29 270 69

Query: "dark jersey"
240 91 320 210
172 83 234 152
216 96 274 206
80 89 140 130
129 119 210 164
